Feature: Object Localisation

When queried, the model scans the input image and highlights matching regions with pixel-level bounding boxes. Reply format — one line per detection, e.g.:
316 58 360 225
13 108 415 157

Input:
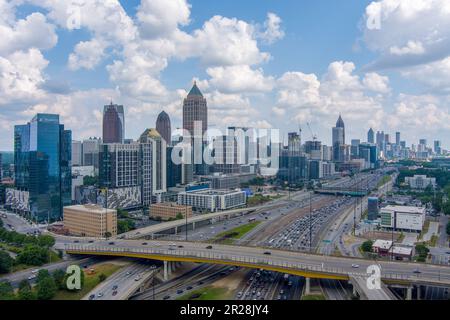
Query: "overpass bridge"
59 239 450 291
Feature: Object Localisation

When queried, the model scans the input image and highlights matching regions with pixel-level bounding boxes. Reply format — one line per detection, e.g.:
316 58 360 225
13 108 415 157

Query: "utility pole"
309 191 312 252
185 211 188 241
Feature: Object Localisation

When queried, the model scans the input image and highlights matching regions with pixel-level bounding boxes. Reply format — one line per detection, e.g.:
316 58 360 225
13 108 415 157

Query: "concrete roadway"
0 256 98 288
83 261 158 300
59 239 450 287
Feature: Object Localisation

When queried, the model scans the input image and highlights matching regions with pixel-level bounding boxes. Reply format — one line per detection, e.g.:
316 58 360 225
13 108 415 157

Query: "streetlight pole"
309 191 312 252
185 211 188 241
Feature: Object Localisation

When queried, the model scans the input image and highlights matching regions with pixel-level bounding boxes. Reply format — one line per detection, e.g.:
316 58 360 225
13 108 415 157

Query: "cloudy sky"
1 0 450 150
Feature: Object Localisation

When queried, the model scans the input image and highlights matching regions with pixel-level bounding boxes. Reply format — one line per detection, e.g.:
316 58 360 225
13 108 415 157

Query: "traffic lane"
86 263 153 300
63 240 450 283
0 257 97 288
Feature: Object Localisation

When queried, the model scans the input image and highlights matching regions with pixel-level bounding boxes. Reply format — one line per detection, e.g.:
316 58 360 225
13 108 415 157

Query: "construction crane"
307 122 318 141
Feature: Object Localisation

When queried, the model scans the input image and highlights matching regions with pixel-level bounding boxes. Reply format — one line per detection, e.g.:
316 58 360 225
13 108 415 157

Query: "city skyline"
1 1 450 151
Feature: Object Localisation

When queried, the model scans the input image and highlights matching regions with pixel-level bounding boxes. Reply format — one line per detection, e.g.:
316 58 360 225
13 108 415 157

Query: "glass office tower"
14 114 71 222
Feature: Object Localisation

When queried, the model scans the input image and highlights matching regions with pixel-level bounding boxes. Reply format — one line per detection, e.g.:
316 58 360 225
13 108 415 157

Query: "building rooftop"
372 239 393 250
187 81 203 97
389 246 413 255
64 204 116 214
381 205 426 214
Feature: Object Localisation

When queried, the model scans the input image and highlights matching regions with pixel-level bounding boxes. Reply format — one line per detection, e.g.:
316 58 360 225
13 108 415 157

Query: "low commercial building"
150 203 192 221
63 204 117 238
388 246 413 261
405 175 436 190
177 189 247 212
380 205 426 233
372 240 393 256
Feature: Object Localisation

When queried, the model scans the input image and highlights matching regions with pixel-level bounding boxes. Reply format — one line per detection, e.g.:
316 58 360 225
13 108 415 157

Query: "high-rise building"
11 114 71 222
156 111 171 145
434 140 441 155
103 103 125 144
183 82 208 175
332 115 345 162
82 137 101 169
72 140 83 166
139 128 167 203
367 128 374 144
395 132 401 146
351 139 360 158
183 82 208 138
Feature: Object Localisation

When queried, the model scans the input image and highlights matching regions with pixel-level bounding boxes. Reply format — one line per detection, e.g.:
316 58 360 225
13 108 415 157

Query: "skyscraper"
156 111 171 145
434 140 442 155
72 140 83 166
183 82 208 138
395 132 401 146
332 115 345 162
183 82 208 175
367 128 374 144
103 102 125 144
12 114 71 222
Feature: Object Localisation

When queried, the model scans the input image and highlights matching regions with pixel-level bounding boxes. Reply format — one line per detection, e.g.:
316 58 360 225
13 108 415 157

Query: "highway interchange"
2 169 450 300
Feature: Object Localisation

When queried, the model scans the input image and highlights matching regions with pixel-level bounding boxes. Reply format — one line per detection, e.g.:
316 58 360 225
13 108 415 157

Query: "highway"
59 239 450 287
83 260 158 300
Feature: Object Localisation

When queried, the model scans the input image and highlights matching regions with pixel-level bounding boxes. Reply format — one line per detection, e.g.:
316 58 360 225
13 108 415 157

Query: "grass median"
177 287 232 300
210 221 261 245
52 263 122 300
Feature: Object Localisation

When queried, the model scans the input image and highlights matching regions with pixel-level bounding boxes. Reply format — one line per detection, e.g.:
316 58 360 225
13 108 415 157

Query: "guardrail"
65 244 427 283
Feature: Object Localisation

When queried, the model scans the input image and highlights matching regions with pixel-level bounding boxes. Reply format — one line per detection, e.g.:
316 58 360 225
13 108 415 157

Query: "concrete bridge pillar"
192 222 195 231
352 285 357 297
305 277 311 295
174 227 178 235
406 286 412 300
416 286 421 300
163 261 168 281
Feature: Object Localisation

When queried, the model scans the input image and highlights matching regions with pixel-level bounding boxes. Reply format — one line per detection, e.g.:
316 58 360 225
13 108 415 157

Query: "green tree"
446 222 450 236
36 270 57 300
175 212 184 220
37 235 55 248
0 251 14 274
0 218 3 228
98 273 107 282
17 245 49 266
0 281 15 300
52 269 66 290
83 175 98 186
18 280 35 300
443 202 450 216
361 240 374 253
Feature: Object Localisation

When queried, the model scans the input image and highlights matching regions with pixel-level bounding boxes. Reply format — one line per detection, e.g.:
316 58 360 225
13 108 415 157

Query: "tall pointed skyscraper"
156 111 171 145
367 128 375 144
183 81 208 138
182 82 208 176
332 114 345 162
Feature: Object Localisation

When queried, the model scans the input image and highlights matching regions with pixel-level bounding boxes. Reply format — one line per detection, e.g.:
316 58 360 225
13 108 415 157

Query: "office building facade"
103 103 125 144
11 114 71 222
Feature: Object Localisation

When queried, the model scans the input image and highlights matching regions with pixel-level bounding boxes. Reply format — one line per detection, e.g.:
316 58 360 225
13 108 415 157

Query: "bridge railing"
65 244 434 283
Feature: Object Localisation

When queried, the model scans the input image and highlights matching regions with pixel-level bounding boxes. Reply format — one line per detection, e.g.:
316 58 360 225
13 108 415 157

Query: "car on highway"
351 264 360 268
176 289 184 295
186 286 193 290
97 292 104 298
73 240 79 243
28 275 36 281
142 242 148 245
263 251 271 255
163 295 171 300
108 242 115 245
89 294 95 300
134 276 142 281
206 245 213 249
413 269 421 274
112 285 118 291
178 245 184 248
112 291 118 297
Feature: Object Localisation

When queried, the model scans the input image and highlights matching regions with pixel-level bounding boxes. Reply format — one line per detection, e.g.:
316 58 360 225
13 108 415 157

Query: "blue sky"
1 0 449 150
